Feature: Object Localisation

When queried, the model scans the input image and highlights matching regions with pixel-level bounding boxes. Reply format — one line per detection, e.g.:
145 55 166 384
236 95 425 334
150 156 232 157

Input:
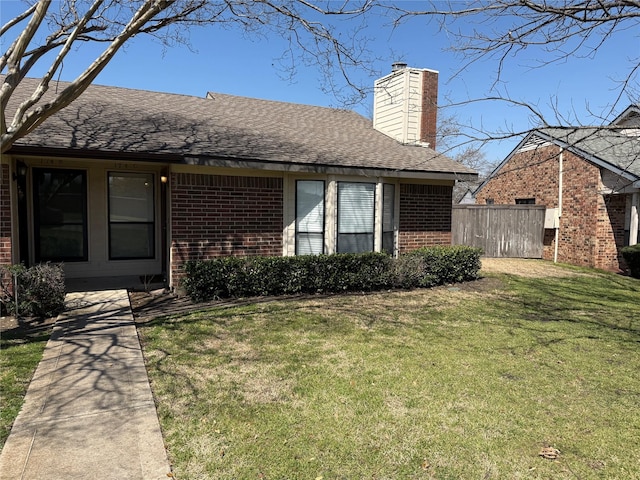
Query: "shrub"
621 244 640 278
400 246 483 287
0 263 65 318
182 247 482 302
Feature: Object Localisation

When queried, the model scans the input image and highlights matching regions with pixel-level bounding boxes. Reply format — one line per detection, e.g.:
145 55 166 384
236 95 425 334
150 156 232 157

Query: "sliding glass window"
296 180 325 255
108 172 155 260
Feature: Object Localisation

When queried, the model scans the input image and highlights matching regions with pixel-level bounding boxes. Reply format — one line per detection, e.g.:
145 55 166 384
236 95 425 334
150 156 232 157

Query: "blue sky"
1 1 638 163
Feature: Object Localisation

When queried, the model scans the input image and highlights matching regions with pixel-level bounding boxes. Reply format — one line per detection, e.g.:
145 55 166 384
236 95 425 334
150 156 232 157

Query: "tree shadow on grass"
495 273 640 338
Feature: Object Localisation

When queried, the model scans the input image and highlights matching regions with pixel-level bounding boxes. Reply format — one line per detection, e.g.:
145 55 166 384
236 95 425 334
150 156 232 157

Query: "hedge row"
622 244 640 278
0 263 66 318
182 246 483 302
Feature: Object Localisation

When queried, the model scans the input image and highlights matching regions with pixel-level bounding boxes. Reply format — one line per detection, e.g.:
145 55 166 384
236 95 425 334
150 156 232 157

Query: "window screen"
108 172 155 259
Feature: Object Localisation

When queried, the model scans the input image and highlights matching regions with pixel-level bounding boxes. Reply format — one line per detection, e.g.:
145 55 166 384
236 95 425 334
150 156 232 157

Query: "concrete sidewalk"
0 290 172 480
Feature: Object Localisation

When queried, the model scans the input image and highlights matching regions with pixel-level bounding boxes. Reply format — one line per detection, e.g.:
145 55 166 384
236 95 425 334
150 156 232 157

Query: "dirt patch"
0 315 57 340
480 258 584 278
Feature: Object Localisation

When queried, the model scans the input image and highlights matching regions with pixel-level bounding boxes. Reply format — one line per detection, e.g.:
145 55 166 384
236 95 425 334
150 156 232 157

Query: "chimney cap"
391 62 408 72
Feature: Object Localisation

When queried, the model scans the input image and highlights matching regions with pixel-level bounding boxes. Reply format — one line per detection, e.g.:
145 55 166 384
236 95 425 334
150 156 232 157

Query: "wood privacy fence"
452 205 546 258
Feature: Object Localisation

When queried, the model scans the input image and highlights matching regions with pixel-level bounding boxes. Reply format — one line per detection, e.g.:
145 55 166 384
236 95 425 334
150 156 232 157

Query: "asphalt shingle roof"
538 127 640 179
6 77 476 178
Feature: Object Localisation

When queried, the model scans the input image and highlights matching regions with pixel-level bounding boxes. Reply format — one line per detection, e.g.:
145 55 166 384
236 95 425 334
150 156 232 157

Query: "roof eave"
7 145 477 181
184 155 478 181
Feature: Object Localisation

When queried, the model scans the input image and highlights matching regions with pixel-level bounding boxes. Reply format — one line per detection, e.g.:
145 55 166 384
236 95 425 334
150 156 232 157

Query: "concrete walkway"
0 290 172 480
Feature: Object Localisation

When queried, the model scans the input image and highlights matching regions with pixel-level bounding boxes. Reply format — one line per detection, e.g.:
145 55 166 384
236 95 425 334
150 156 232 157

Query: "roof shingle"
6 77 477 179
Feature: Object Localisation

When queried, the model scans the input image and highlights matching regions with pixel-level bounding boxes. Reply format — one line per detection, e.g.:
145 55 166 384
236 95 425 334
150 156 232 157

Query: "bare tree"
3 1 638 156
437 112 496 176
390 0 639 135
1 0 378 153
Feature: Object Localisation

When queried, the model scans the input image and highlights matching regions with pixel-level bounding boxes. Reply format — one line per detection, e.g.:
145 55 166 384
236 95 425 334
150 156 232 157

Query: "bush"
621 244 640 278
404 245 483 287
0 263 65 318
182 247 482 302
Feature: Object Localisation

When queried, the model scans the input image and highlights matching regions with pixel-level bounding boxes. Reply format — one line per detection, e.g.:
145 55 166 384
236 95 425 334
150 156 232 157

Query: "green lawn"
138 266 640 479
0 326 51 448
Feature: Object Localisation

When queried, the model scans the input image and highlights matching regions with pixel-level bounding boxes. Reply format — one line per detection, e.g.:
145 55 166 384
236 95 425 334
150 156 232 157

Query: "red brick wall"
398 184 452 251
170 173 283 286
420 71 439 149
476 145 626 270
475 145 562 208
597 194 628 271
557 150 600 268
0 164 12 267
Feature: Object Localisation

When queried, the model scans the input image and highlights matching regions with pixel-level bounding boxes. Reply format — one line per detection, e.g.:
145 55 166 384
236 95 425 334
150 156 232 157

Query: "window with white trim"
108 172 155 259
382 183 395 254
296 180 325 255
337 182 375 253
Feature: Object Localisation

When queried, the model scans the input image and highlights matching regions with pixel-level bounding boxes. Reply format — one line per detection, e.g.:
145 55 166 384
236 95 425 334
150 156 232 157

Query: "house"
474 106 640 272
1 65 477 290
453 180 483 204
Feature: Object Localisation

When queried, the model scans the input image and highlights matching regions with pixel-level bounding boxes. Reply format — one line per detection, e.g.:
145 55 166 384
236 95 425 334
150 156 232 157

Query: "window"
296 180 325 255
382 183 395 254
34 169 88 262
337 182 375 253
108 172 155 259
516 198 535 205
486 198 495 205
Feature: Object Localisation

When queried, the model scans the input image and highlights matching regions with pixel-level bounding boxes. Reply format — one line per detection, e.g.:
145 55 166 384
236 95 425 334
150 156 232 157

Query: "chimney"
373 64 438 149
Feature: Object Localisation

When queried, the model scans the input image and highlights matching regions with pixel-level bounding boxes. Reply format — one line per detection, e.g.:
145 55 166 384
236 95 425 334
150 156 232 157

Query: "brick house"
474 105 640 272
1 65 476 290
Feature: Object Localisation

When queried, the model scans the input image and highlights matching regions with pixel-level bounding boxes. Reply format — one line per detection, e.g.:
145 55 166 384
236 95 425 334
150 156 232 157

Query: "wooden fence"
452 205 546 258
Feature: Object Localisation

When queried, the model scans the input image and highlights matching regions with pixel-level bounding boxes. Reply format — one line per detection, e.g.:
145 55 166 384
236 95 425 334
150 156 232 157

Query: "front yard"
137 261 640 479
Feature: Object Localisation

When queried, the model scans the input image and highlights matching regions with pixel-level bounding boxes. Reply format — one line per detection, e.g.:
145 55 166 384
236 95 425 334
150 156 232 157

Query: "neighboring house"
474 105 640 272
1 65 477 289
453 180 483 204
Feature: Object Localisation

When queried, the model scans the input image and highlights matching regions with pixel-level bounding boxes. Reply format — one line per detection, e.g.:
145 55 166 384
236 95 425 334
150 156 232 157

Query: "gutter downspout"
554 150 564 263
630 192 639 246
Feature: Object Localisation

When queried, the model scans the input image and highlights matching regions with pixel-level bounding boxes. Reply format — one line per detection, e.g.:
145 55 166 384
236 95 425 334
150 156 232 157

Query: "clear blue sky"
1 0 638 164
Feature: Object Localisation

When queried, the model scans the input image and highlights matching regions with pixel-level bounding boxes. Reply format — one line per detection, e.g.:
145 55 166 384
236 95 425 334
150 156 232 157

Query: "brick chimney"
373 64 438 149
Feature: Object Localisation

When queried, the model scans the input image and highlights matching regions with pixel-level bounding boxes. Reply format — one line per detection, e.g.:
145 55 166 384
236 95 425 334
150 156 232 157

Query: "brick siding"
0 164 12 267
597 194 628 271
170 173 283 286
420 71 439 149
398 184 452 251
476 144 627 271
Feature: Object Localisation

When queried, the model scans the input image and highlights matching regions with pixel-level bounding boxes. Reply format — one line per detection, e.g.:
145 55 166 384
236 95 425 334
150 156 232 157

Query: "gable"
475 126 640 198
612 104 640 127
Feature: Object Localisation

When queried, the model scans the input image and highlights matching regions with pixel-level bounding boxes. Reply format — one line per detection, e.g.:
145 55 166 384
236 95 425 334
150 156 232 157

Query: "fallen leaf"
539 447 560 459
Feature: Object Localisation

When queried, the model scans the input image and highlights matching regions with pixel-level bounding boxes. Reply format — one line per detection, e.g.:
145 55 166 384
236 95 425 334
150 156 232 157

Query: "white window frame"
285 175 399 256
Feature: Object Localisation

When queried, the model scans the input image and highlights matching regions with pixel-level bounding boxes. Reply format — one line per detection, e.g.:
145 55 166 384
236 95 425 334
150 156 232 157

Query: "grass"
138 266 640 479
0 325 51 448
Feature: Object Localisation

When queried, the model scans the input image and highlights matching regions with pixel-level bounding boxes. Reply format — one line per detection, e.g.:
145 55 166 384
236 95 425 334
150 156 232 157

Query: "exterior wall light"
13 161 27 180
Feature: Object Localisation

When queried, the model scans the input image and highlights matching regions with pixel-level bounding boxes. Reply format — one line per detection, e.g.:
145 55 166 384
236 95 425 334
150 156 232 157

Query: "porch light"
160 175 168 184
12 161 27 180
